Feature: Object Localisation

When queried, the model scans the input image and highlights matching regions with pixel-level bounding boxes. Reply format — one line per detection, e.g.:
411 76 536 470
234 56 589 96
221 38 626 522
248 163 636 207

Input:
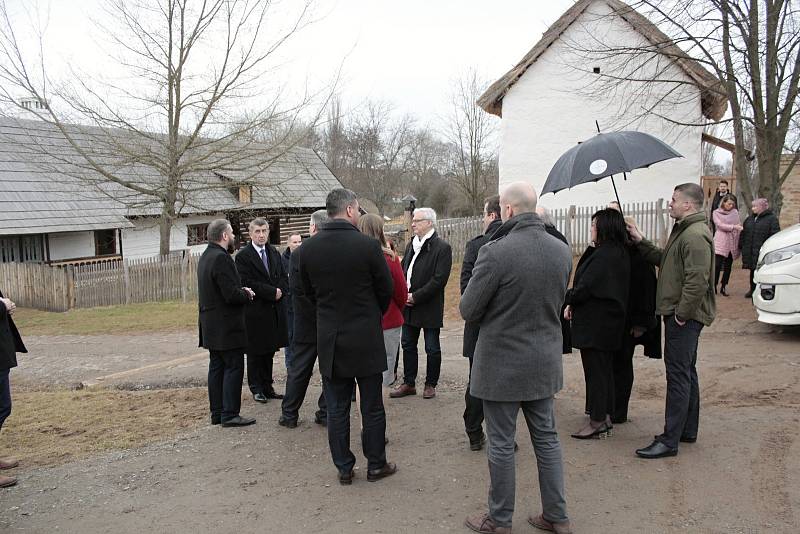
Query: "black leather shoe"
210 415 221 425
367 462 397 482
253 393 268 403
278 416 298 429
636 441 677 459
314 413 327 427
468 432 486 451
265 389 284 400
221 416 256 427
338 470 354 485
680 435 697 443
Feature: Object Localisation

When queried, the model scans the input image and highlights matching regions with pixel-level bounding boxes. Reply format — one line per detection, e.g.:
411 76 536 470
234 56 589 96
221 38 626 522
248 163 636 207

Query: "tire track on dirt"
752 429 797 527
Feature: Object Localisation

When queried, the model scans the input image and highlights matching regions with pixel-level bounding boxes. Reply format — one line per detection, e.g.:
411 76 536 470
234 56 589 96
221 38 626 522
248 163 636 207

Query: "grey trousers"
483 397 568 528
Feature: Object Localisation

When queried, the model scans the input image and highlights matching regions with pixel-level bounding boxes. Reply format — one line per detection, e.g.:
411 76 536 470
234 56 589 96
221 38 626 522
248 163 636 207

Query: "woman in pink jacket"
712 194 743 296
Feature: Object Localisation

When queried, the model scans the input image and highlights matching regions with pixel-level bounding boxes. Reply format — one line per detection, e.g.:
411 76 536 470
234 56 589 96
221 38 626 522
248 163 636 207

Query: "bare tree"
0 0 329 254
564 0 800 215
443 70 498 214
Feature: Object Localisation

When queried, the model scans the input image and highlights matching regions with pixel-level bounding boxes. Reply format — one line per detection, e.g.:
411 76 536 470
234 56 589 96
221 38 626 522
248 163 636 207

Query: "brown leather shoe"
0 474 17 488
389 384 416 398
0 458 18 470
465 512 511 533
367 462 397 482
528 513 572 534
422 385 436 399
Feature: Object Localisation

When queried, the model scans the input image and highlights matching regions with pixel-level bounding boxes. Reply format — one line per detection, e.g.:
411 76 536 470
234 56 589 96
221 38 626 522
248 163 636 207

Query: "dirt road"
1 271 799 533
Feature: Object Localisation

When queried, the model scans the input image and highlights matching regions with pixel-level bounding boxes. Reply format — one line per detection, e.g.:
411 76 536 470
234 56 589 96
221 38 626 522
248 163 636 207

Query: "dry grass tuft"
0 387 208 467
14 301 199 336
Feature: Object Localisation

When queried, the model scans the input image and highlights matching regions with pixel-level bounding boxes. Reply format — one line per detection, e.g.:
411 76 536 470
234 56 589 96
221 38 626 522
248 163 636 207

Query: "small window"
593 67 601 74
187 224 209 246
95 229 117 256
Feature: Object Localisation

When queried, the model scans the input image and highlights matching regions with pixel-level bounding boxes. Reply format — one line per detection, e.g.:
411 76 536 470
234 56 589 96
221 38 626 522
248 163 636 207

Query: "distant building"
779 153 800 228
0 117 342 264
478 0 728 208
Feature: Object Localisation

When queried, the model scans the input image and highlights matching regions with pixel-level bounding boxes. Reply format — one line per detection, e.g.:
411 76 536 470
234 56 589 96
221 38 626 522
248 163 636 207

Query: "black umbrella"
541 130 682 207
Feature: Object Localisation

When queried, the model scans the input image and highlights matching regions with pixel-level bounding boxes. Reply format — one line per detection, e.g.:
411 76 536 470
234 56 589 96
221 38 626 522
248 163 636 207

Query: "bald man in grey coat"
461 182 573 534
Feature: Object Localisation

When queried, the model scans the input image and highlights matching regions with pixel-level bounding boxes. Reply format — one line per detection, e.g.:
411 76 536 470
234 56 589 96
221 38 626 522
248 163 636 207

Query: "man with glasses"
391 207 452 400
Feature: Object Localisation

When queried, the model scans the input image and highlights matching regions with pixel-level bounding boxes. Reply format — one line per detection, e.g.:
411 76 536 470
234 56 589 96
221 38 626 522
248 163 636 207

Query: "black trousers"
281 340 327 422
208 349 244 422
401 324 442 387
246 352 274 395
658 316 702 448
611 335 636 423
580 348 614 423
463 356 484 437
714 253 733 288
749 269 756 293
322 373 387 473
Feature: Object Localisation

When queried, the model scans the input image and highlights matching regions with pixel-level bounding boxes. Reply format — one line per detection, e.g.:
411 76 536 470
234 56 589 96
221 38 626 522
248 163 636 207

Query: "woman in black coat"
564 209 630 439
611 218 662 424
740 198 780 297
0 290 26 488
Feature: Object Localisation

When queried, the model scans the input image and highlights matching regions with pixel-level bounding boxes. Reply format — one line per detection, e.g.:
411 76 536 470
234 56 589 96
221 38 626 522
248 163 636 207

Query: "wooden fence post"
656 198 667 246
65 265 76 310
180 252 189 303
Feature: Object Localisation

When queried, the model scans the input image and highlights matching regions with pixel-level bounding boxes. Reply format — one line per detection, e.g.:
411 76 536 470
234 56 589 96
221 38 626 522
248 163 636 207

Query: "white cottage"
478 0 728 208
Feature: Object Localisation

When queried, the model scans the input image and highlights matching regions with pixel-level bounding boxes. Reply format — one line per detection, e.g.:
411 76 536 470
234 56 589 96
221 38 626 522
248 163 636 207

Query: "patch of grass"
0 387 208 467
13 301 198 336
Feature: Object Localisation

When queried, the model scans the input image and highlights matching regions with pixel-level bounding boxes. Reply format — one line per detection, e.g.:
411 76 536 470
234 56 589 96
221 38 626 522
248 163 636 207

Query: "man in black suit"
390 207 452 400
235 218 288 403
0 290 26 488
460 195 502 451
198 219 256 428
279 210 329 428
298 189 397 485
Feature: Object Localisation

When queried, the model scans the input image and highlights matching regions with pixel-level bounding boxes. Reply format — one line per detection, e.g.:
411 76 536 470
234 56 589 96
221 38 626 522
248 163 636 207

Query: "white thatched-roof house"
478 0 728 208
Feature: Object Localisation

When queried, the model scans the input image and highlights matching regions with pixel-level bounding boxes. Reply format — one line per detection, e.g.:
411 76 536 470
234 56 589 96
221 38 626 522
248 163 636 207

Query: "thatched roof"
477 0 728 121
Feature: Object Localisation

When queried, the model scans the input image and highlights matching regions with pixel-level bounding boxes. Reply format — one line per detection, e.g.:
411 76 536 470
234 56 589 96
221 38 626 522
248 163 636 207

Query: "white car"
753 223 800 325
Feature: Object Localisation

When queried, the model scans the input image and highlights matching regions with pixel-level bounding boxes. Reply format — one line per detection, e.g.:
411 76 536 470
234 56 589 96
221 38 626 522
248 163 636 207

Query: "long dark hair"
592 208 629 246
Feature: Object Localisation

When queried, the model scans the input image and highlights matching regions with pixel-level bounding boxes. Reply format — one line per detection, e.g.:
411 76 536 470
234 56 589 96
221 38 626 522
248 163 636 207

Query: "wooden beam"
701 132 736 153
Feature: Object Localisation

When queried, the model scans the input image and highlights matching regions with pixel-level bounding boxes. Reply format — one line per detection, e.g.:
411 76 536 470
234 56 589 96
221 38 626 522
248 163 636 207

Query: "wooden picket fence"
0 262 73 312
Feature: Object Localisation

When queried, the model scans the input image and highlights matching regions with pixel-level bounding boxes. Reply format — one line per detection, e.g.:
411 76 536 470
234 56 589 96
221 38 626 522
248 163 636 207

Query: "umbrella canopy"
541 131 682 197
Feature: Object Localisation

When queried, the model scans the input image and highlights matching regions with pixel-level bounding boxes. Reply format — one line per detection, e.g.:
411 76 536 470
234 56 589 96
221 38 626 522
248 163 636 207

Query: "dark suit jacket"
298 220 393 378
0 290 26 370
566 242 631 351
235 243 289 355
197 242 251 351
460 218 502 359
402 231 452 328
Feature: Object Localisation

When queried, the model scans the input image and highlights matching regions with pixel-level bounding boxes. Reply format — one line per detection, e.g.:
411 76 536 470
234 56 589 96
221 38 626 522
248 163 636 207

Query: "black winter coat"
290 245 316 344
740 210 780 269
460 218 502 359
566 242 630 351
235 243 289 355
281 248 294 315
0 289 26 370
626 246 662 358
197 243 251 351
298 220 393 378
402 231 453 329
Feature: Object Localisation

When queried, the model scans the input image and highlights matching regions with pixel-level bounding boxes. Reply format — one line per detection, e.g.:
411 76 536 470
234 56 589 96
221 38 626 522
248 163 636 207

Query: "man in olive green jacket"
627 183 715 459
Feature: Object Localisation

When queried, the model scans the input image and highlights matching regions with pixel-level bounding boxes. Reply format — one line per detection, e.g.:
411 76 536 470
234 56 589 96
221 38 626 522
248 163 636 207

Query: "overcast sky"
15 0 577 124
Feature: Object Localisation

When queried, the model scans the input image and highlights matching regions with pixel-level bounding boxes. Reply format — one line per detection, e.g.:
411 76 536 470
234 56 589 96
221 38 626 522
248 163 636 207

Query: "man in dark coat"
709 180 734 233
298 189 396 485
390 207 452 400
460 195 502 451
281 233 302 371
279 211 328 428
198 219 256 428
0 290 26 488
740 198 780 297
235 218 289 403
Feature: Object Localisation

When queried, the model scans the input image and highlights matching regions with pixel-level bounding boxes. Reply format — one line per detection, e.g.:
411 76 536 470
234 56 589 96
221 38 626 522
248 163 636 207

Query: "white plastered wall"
498 0 703 209
48 231 96 261
121 215 219 259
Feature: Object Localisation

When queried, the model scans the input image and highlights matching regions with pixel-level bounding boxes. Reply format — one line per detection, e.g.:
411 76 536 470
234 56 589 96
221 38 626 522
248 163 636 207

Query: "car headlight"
762 243 800 265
